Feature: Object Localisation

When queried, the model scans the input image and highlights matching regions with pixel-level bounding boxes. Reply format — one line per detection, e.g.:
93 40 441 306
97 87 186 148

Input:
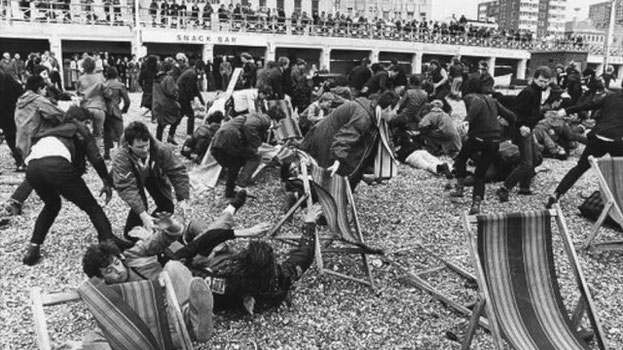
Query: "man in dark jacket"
177 60 206 136
153 60 181 143
478 60 495 95
301 91 399 189
360 66 398 97
497 66 551 202
390 75 428 146
22 106 116 265
546 80 623 208
0 71 24 169
349 58 371 97
111 121 190 238
450 78 516 214
239 52 257 90
211 107 285 198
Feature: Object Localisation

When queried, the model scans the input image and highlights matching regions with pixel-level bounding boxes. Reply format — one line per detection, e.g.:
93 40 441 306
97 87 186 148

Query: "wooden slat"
461 294 486 350
41 290 80 306
31 287 52 350
161 272 193 350
268 193 308 237
554 204 609 350
463 212 504 349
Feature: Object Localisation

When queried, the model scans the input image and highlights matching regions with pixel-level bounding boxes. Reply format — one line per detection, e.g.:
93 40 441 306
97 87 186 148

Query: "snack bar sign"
171 32 267 46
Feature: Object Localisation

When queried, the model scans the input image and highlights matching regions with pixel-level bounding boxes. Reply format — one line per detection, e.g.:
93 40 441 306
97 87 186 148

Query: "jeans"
87 108 106 139
212 148 262 197
555 136 623 196
454 137 500 199
26 157 113 245
504 131 539 190
123 176 175 236
10 179 34 206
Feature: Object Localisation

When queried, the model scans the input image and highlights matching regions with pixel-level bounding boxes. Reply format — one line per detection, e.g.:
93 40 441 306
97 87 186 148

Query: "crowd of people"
0 44 622 347
3 1 616 54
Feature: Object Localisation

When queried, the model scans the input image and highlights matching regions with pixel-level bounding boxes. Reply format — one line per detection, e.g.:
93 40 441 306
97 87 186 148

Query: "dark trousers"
2 129 22 166
26 157 113 245
123 177 175 236
156 119 180 141
454 137 500 199
555 136 623 196
180 100 195 135
10 179 33 206
212 148 261 197
504 131 539 190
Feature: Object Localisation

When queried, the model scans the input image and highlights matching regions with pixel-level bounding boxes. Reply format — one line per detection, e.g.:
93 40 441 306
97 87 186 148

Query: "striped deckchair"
580 156 623 251
461 205 607 350
31 272 192 350
270 150 382 288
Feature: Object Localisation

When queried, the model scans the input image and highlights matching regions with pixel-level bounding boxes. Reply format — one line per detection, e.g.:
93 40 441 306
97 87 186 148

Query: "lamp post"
603 0 617 68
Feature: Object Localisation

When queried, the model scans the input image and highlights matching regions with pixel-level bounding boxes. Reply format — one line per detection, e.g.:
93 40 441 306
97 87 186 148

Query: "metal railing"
1 2 618 56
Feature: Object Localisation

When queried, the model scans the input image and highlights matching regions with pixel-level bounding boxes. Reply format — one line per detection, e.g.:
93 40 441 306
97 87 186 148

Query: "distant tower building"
332 0 432 21
477 0 567 37
478 1 499 22
589 0 623 30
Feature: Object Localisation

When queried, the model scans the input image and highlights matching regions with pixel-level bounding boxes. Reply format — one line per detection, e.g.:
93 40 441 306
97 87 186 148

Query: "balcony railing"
1 2 619 57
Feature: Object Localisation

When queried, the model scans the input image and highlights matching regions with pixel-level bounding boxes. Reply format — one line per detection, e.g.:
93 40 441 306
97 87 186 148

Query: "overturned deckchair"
270 150 383 289
31 272 192 350
461 205 607 350
580 156 623 251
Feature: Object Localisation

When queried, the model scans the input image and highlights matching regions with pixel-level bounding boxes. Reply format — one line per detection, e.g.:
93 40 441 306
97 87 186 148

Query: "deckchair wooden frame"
384 244 491 331
580 155 623 251
269 160 377 289
30 272 193 350
461 205 608 350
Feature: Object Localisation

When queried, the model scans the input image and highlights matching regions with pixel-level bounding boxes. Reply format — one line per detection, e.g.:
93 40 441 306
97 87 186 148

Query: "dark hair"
377 91 399 109
26 75 46 92
217 241 277 298
534 66 552 79
32 65 48 77
161 60 173 73
207 110 225 124
461 77 484 96
258 84 274 97
106 66 118 79
478 60 489 70
65 105 91 121
82 241 122 278
266 105 286 121
421 81 434 95
82 57 96 74
123 121 151 145
145 55 159 72
409 75 421 87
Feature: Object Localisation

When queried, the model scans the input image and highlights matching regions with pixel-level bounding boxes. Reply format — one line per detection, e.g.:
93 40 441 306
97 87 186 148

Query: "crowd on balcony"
2 1 615 54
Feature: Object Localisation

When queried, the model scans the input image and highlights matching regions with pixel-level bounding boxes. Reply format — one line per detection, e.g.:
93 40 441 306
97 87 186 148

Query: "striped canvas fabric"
476 211 588 350
596 157 623 227
373 106 398 181
296 151 382 254
78 278 174 350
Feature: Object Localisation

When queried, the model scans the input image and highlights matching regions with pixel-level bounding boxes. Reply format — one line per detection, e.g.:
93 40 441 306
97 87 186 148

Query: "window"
294 0 301 11
277 0 284 10
260 0 267 8
312 0 319 13
242 0 249 6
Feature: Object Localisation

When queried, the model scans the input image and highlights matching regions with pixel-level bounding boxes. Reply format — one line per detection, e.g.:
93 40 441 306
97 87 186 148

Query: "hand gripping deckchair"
31 272 192 350
461 205 607 350
269 150 383 289
580 156 623 251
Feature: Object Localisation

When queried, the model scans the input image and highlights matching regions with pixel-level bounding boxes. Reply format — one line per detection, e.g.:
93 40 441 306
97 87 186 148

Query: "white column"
487 56 496 76
265 42 276 62
49 36 64 88
202 44 214 63
370 48 379 63
412 52 422 74
617 65 623 86
320 46 331 72
595 63 605 76
516 58 528 80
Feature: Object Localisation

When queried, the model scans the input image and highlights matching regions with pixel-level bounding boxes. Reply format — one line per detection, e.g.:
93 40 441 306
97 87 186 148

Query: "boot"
23 244 41 266
469 196 482 215
167 136 179 145
449 178 465 198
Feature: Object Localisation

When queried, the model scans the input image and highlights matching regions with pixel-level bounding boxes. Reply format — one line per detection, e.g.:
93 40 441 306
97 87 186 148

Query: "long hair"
216 241 277 297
